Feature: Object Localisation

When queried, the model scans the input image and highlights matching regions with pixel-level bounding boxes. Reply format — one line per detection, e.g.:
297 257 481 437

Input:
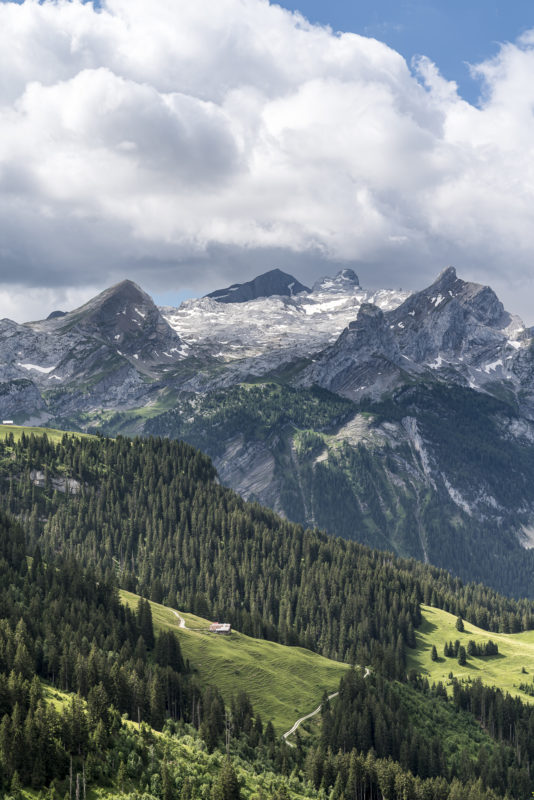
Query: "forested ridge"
145 381 534 598
2 431 534 676
310 669 534 799
1 430 534 798
0 507 310 797
1 459 531 799
144 384 355 458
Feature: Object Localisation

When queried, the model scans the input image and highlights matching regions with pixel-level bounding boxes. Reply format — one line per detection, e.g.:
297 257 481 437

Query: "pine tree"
219 758 241 800
10 770 22 799
117 760 126 794
264 720 275 743
149 674 166 730
137 598 155 650
161 761 174 800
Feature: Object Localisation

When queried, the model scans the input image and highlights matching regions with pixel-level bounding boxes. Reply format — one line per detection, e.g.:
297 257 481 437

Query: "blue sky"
277 0 534 104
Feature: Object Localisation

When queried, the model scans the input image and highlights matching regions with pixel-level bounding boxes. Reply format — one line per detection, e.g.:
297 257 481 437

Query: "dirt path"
172 609 187 629
282 668 370 747
172 603 368 745
282 692 339 747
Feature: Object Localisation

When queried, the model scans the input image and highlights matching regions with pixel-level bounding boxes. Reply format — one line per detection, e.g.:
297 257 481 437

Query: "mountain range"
2 265 534 596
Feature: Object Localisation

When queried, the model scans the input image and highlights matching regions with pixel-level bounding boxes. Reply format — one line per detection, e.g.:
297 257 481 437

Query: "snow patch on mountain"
441 474 473 516
484 359 503 373
520 525 534 549
18 363 56 374
162 271 409 365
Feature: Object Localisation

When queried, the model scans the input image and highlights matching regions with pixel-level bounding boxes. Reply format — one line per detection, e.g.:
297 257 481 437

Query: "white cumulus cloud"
0 0 534 320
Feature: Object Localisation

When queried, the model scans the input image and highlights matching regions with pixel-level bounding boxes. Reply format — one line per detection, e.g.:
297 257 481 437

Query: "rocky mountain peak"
47 280 148 332
33 278 183 367
432 265 458 289
400 267 508 330
303 266 531 403
82 279 151 316
206 268 310 303
312 268 360 293
338 268 359 284
349 302 383 326
342 303 400 358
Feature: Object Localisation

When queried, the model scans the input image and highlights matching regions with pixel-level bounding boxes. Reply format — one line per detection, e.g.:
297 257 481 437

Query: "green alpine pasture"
408 604 534 700
0 424 91 443
120 590 350 733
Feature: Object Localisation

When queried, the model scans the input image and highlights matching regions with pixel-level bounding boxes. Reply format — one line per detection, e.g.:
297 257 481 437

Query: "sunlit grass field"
0 424 91 443
408 604 534 701
120 590 350 733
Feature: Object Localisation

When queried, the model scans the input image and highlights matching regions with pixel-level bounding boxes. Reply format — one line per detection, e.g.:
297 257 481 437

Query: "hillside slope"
1 431 534 798
146 381 534 597
121 590 350 732
408 604 534 700
1 428 533 668
0 507 321 800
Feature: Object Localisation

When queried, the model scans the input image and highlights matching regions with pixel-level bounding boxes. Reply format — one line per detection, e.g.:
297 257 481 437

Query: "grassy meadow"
0 424 91 443
120 590 350 733
408 604 534 700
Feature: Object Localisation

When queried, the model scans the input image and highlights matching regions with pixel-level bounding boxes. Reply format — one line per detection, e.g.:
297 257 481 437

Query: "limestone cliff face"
303 303 405 401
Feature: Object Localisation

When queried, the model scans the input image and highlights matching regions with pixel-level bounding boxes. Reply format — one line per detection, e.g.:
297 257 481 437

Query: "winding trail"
282 668 370 747
282 692 339 747
171 603 368 748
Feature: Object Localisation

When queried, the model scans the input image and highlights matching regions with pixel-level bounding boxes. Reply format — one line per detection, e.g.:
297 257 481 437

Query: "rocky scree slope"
161 268 409 385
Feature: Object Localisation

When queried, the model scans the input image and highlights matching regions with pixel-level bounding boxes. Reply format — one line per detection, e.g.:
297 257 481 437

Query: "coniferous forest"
0 430 534 798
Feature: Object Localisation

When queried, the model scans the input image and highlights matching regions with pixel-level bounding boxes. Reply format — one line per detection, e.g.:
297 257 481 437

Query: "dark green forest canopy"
0 430 533 680
305 668 534 800
0 508 528 799
0 507 185 789
1 433 534 798
0 508 303 797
